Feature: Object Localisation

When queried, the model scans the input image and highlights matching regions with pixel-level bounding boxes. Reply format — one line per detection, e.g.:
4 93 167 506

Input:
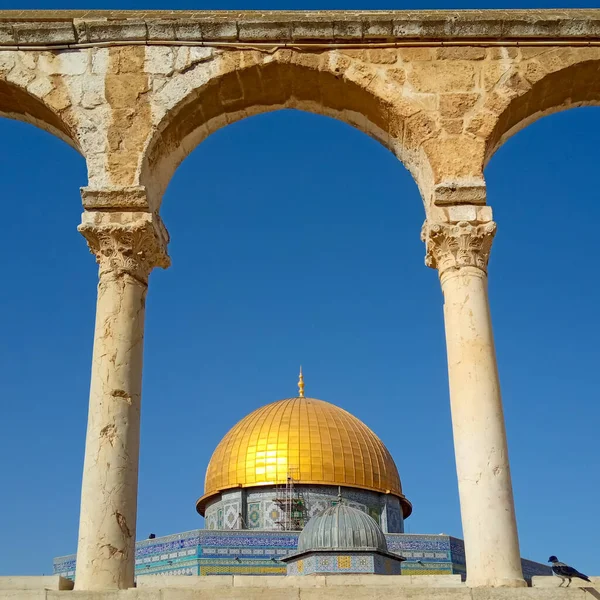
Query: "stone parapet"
0 581 598 600
532 576 600 588
137 574 464 588
1 10 600 47
0 577 73 591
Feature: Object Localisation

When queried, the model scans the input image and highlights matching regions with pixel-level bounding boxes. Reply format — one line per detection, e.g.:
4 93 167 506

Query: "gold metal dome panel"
197 397 411 517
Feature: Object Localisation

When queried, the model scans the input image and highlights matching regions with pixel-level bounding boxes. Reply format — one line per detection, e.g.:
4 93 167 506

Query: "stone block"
0 576 73 591
146 20 176 40
91 49 109 74
0 23 16 44
137 575 233 588
441 118 465 135
362 19 393 39
319 575 462 587
233 576 322 588
333 21 362 39
85 20 147 42
301 587 469 600
500 17 562 39
451 18 504 38
433 181 487 206
440 87 471 111
409 62 477 93
561 18 600 37
0 593 46 600
410 575 464 586
161 588 298 600
47 592 161 600
436 47 487 61
477 206 494 222
447 205 478 222
470 588 581 600
531 575 600 588
173 21 203 41
393 18 451 39
399 48 435 61
199 21 238 41
367 49 398 64
292 21 335 40
238 21 291 41
145 46 175 75
81 186 148 211
38 51 88 76
13 22 76 45
27 75 53 98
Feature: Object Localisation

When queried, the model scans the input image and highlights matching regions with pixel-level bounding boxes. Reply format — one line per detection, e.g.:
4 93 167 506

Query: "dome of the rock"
196 395 412 519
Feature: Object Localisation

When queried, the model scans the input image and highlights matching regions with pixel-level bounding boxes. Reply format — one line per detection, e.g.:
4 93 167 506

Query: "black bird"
548 556 591 587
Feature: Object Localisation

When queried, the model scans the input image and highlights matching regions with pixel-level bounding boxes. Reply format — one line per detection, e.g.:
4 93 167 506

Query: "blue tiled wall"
53 529 551 580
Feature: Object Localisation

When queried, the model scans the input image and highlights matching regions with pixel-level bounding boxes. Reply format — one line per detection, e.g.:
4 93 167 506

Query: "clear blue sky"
1 0 599 579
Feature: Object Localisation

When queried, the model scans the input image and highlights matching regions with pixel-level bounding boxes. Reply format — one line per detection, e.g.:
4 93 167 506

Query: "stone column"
422 218 525 588
75 211 169 591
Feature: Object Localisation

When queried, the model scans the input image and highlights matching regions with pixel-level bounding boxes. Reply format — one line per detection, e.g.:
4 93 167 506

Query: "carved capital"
421 220 496 276
78 212 170 283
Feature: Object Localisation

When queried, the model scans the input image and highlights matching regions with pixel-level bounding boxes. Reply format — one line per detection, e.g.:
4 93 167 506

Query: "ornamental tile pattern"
285 552 402 575
53 530 551 581
203 485 404 534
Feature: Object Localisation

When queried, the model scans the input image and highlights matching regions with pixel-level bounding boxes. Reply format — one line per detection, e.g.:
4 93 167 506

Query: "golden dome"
196 396 411 517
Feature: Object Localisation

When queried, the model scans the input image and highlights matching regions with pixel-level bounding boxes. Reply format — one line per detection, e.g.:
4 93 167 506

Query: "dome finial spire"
298 366 305 398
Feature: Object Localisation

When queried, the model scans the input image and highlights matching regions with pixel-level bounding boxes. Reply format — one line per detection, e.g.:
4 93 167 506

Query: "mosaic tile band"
53 530 551 581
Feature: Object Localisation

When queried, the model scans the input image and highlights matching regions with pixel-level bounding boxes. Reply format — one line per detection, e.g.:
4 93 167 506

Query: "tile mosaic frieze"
54 529 550 581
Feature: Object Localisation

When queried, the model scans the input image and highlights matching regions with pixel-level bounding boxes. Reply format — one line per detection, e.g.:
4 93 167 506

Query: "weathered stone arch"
0 68 80 152
139 49 430 211
410 47 600 207
486 49 600 163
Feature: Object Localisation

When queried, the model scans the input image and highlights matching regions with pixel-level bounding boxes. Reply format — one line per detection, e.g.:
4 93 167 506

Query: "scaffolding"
273 468 308 531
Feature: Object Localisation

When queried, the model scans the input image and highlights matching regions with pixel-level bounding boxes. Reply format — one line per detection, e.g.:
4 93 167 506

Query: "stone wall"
2 575 599 600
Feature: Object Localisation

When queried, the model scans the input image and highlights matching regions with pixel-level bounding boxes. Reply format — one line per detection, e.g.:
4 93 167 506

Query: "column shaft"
423 219 525 588
442 267 524 587
75 270 146 590
75 211 169 590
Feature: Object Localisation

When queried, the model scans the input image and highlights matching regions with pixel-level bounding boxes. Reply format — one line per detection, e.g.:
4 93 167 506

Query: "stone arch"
0 73 80 152
139 49 430 211
485 50 600 164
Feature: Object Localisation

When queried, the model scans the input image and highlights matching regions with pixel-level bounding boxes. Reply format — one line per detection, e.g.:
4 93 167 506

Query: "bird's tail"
577 572 591 583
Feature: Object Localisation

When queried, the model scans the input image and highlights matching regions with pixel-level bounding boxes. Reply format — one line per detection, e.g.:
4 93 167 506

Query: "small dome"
298 502 388 553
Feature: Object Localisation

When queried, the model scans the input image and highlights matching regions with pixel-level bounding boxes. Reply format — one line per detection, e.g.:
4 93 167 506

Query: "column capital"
78 211 170 284
421 219 496 277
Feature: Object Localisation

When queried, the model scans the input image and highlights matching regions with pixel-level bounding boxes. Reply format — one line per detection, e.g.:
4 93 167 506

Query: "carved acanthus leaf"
78 218 170 283
421 220 496 275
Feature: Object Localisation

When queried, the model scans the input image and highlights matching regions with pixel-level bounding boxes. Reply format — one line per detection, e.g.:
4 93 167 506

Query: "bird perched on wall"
548 556 591 587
